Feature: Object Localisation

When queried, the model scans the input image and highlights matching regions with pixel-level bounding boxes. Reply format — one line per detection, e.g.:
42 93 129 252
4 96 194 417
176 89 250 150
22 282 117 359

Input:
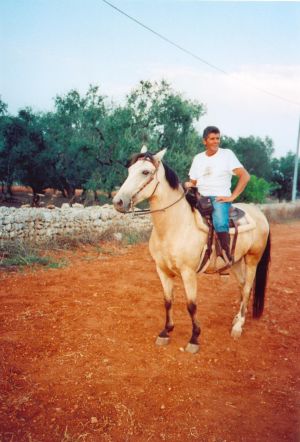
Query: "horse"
113 147 271 353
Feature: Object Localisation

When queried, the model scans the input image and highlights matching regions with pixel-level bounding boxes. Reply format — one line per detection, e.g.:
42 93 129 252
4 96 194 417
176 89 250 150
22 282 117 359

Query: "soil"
0 222 299 442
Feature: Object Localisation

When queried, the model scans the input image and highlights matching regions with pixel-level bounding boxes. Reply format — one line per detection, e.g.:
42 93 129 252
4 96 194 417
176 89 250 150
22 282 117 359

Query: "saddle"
185 187 245 223
185 187 246 274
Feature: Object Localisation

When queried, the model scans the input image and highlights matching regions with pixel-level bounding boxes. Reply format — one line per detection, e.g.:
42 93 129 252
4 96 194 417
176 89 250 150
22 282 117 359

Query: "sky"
1 0 300 158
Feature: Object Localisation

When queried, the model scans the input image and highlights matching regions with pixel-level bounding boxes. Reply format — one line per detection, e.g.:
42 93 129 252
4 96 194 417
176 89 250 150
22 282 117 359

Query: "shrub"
232 174 270 203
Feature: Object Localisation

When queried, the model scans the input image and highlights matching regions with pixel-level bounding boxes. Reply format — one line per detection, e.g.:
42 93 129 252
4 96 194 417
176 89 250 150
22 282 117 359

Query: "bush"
232 174 270 203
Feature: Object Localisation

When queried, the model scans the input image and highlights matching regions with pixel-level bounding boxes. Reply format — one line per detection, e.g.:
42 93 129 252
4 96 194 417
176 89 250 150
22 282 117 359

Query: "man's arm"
216 168 250 202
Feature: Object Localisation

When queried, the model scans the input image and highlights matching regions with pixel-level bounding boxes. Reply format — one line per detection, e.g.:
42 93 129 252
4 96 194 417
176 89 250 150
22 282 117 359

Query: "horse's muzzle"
113 194 131 213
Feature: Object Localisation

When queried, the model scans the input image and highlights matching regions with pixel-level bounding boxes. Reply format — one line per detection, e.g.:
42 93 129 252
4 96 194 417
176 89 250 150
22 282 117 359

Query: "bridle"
130 158 159 205
125 157 187 216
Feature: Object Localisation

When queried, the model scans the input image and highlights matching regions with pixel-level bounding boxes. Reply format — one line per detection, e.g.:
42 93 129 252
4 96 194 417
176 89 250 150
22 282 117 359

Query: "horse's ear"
141 145 148 153
154 148 167 162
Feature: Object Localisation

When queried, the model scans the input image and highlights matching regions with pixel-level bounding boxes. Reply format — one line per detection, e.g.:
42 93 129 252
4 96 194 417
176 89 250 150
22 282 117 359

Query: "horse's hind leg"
231 256 257 338
181 268 201 354
155 266 175 346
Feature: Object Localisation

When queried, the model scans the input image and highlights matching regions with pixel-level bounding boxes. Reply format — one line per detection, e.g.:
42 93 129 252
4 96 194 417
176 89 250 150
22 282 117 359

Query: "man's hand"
216 169 250 202
185 179 197 189
184 181 195 189
215 195 235 202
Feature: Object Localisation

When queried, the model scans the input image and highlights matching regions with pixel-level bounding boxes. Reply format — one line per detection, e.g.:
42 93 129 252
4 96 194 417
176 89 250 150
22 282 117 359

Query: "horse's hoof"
155 336 170 346
231 325 243 339
185 343 200 354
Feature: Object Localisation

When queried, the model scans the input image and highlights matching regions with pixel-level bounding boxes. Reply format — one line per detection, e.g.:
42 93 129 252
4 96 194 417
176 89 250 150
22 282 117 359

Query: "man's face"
203 132 220 155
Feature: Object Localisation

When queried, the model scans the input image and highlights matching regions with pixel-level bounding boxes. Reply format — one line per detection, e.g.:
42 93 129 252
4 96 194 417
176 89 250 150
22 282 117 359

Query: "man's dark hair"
203 126 220 139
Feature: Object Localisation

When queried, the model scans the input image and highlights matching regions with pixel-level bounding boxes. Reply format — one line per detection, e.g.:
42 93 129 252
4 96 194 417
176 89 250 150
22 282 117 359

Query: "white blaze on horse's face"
113 148 167 213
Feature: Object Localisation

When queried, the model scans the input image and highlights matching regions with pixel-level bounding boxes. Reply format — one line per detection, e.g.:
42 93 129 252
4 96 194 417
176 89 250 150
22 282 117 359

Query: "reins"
129 188 188 216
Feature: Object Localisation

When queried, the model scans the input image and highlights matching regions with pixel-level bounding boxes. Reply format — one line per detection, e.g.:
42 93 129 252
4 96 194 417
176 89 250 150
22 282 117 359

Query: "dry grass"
0 240 66 269
260 201 300 223
0 226 151 269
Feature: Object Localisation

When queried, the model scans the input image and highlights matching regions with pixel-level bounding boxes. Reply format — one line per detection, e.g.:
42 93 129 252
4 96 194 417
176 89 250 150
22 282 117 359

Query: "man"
185 126 250 266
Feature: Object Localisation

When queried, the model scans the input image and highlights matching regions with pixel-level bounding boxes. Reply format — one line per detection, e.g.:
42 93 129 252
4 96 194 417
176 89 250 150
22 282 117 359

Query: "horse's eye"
142 170 150 176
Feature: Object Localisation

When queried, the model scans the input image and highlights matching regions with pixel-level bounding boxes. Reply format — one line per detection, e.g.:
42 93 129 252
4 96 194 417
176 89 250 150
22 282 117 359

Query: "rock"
113 232 123 241
61 203 70 210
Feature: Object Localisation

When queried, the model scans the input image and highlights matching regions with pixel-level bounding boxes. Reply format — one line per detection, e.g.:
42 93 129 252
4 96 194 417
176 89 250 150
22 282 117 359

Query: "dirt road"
0 222 299 441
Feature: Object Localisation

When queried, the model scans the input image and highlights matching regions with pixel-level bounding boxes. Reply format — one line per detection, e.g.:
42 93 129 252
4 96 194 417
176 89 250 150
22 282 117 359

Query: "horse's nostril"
113 195 128 212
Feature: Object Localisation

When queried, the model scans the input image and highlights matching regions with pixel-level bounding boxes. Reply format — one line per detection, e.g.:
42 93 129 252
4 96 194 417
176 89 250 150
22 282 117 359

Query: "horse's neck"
149 181 194 237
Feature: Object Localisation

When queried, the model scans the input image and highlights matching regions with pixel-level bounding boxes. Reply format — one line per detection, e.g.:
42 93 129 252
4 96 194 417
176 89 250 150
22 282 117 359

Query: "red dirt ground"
0 222 299 442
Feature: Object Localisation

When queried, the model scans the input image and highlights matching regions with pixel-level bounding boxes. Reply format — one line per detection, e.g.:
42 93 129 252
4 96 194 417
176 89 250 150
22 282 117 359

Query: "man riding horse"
185 126 250 268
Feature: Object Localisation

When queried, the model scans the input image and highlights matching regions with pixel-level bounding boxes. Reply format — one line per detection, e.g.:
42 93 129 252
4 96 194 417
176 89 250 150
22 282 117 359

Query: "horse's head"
113 146 167 213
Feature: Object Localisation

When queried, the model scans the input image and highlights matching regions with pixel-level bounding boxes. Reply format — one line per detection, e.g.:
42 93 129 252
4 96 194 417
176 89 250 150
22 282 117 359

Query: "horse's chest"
151 241 189 273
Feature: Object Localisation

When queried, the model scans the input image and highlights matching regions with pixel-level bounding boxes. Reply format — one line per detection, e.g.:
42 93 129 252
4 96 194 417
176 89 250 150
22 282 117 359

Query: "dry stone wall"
0 204 152 243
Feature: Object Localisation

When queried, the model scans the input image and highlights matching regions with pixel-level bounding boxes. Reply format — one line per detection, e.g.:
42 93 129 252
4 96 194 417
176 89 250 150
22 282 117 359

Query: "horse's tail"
253 231 271 318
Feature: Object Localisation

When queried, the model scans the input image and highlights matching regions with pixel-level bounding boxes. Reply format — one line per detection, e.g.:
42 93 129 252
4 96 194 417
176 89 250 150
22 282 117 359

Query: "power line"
102 0 300 107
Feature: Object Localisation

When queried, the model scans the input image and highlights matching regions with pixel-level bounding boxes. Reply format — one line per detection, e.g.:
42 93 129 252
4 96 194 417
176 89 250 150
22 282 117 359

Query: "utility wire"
102 0 300 107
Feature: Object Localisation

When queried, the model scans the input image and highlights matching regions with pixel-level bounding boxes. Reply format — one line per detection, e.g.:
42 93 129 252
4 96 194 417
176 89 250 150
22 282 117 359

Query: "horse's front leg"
155 266 175 346
181 268 201 354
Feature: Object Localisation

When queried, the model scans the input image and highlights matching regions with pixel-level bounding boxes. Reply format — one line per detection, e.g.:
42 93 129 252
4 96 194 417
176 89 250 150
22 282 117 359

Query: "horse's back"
233 203 269 233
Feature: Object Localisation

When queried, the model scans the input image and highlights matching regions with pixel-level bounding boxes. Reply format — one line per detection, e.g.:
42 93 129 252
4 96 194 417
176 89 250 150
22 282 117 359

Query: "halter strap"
124 157 187 216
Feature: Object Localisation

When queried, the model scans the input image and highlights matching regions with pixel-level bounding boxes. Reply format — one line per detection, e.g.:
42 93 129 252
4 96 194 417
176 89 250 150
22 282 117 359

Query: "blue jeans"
209 197 231 232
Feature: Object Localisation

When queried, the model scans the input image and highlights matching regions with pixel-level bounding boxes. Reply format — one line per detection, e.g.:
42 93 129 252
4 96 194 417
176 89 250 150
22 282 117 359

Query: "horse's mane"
128 151 196 211
127 152 180 190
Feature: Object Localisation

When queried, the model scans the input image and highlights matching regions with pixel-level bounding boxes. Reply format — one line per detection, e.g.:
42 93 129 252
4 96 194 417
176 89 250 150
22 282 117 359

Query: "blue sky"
1 0 300 157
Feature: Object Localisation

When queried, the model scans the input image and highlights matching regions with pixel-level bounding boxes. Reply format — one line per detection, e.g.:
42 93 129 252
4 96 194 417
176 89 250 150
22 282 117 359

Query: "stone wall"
0 201 299 244
0 204 152 243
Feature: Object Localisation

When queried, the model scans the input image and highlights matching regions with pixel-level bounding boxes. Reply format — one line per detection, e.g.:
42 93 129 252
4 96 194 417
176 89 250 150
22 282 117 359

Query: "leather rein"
125 158 187 216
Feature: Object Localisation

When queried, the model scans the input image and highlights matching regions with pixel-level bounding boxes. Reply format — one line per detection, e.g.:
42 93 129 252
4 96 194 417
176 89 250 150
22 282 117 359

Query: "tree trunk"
31 191 40 207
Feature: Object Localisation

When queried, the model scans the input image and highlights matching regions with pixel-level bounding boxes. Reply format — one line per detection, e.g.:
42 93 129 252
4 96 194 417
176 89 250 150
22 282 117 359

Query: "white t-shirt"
189 148 243 197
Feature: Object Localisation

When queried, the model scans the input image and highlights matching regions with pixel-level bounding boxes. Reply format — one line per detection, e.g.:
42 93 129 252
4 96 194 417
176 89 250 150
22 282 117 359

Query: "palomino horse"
113 147 270 353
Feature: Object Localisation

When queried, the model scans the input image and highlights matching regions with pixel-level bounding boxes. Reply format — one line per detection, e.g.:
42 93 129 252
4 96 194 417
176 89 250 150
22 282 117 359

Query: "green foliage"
0 106 55 197
0 112 20 190
0 97 8 116
222 135 274 181
232 174 271 203
271 152 299 201
41 85 109 197
126 80 204 180
14 109 54 193
0 83 297 203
